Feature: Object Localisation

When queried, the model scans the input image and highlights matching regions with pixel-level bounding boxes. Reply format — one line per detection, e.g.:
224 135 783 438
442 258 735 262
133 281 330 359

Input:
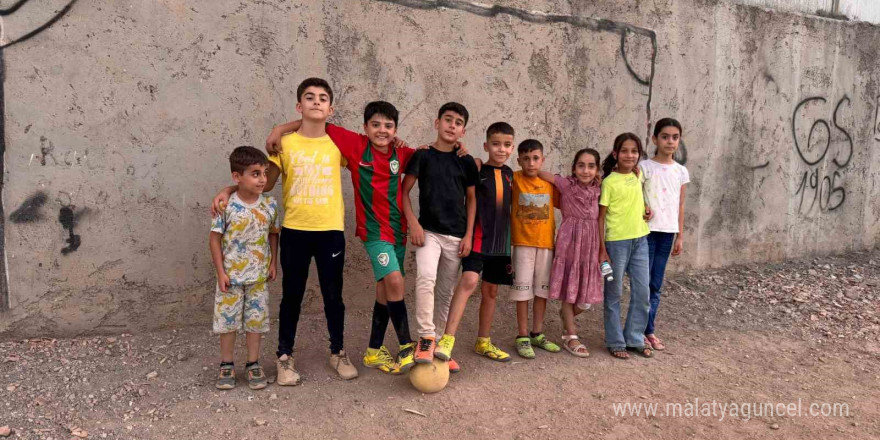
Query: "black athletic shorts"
461 252 513 285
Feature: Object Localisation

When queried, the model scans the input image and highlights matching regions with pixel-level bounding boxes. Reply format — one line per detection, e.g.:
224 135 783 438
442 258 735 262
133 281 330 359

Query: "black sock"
220 361 234 368
529 332 541 338
387 299 413 345
245 361 258 368
369 301 390 349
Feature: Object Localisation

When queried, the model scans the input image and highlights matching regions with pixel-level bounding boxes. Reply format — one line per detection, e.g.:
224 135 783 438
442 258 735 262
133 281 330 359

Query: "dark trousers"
277 228 346 357
645 231 675 335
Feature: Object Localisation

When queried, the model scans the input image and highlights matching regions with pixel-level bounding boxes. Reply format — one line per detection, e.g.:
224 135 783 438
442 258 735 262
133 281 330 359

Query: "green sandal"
530 333 561 353
515 337 535 359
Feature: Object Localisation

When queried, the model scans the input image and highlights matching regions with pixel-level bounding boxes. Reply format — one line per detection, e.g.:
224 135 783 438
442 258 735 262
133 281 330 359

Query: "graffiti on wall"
791 95 854 214
0 0 81 311
874 94 880 142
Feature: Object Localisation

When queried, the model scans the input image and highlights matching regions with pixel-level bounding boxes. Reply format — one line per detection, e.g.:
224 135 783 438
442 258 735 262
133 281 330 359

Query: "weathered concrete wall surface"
732 0 880 24
0 0 878 336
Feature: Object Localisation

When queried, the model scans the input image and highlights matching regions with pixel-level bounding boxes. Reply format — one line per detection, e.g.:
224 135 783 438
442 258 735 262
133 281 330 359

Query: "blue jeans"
603 236 650 349
646 232 675 335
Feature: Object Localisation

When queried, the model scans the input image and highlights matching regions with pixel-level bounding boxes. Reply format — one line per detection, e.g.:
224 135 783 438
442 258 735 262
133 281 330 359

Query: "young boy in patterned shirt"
210 146 281 390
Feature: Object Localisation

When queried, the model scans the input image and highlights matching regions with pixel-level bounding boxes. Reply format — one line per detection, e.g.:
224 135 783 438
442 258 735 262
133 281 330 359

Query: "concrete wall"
731 0 880 23
0 0 878 336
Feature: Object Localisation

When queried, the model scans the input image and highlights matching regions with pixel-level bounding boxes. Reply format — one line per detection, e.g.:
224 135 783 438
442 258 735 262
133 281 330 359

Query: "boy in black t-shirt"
402 102 479 370
434 122 516 366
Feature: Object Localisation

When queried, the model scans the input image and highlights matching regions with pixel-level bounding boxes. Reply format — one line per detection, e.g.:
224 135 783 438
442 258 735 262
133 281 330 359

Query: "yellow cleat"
396 342 416 373
363 346 396 374
475 337 511 362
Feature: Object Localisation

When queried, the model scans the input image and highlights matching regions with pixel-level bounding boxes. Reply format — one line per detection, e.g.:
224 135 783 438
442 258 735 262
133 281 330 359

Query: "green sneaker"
515 337 535 359
215 364 235 390
530 333 561 353
434 334 455 361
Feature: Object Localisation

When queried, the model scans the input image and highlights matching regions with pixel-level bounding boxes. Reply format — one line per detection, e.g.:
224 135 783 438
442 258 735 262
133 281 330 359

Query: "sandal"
645 334 665 351
627 345 654 358
561 335 590 358
608 347 629 360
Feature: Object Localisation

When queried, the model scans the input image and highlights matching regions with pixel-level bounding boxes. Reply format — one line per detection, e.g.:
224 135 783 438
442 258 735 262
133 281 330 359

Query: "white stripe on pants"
414 231 462 338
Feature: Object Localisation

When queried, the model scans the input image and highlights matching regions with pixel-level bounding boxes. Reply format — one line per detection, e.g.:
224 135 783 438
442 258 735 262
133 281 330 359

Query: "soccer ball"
408 358 449 393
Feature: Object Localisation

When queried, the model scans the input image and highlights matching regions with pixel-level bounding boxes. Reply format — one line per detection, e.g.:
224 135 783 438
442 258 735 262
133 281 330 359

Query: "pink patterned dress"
548 175 603 305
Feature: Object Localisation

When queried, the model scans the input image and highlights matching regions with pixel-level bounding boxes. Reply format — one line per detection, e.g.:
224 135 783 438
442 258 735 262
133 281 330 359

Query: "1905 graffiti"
791 95 853 214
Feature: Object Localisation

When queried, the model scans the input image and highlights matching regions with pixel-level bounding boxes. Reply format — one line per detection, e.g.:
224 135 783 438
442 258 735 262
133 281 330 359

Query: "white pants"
414 231 462 338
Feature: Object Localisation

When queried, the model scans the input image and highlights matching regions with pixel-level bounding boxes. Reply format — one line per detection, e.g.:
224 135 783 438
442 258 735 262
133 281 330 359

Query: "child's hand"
672 236 683 256
599 250 611 265
409 223 425 247
390 137 409 150
217 271 230 293
268 263 277 281
455 142 468 157
211 192 230 217
643 206 654 221
265 127 284 155
458 234 472 257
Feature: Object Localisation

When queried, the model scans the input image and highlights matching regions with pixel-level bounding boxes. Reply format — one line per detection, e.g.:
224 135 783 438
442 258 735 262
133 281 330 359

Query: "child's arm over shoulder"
326 123 366 165
263 161 282 192
536 170 556 184
266 120 302 155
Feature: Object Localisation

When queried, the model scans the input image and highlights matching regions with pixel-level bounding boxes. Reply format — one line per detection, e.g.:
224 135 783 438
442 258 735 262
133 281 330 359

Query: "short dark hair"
486 122 514 139
296 77 333 104
437 102 469 126
364 101 399 126
229 146 268 174
517 139 543 155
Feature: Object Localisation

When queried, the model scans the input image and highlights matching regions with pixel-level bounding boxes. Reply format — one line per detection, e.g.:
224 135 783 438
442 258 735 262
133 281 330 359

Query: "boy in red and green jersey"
266 101 417 374
326 124 414 247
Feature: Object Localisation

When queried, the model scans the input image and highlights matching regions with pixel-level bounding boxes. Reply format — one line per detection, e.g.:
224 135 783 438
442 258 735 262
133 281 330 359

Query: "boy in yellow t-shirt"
509 139 561 359
211 78 358 384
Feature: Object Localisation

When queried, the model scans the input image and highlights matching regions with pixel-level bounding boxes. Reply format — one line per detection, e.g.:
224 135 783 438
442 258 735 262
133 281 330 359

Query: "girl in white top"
639 118 689 351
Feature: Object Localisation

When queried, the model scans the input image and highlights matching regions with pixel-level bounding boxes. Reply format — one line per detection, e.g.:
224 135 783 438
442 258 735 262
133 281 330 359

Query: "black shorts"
461 252 513 285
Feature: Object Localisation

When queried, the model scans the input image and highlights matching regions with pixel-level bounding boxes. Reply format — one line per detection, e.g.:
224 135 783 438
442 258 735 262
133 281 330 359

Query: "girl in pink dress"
536 148 603 357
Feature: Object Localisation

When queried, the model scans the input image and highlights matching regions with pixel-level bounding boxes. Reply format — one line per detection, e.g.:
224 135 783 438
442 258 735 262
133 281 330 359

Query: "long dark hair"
601 133 644 177
652 117 683 154
571 148 601 181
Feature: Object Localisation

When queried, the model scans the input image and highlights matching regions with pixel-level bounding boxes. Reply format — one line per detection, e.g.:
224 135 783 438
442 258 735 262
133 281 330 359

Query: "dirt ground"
2 250 879 439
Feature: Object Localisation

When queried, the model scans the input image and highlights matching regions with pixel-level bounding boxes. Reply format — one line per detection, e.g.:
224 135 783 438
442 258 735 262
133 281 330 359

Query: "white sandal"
561 335 590 358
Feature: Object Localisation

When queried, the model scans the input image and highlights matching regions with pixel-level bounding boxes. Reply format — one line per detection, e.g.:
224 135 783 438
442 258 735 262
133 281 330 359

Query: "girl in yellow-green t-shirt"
598 133 653 360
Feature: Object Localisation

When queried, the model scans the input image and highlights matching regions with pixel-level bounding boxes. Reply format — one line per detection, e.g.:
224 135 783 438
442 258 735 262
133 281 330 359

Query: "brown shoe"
329 350 358 380
276 354 301 386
